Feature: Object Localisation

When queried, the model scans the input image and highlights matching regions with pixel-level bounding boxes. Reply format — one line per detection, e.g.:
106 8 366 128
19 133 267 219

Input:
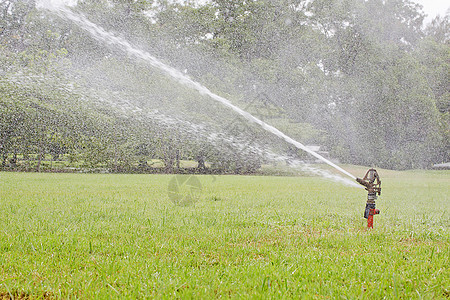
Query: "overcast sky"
413 0 449 23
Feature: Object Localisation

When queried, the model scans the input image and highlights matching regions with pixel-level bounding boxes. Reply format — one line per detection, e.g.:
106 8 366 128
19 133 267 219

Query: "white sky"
413 0 449 23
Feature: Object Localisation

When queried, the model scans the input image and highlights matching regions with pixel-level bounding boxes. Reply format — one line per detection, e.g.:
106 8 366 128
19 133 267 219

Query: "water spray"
356 169 381 228
37 3 359 185
35 2 388 231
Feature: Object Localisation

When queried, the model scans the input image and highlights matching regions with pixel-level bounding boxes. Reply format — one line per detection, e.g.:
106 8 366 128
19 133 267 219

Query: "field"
0 168 449 299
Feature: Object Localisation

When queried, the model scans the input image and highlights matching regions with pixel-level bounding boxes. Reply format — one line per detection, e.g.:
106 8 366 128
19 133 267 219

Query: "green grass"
0 169 448 299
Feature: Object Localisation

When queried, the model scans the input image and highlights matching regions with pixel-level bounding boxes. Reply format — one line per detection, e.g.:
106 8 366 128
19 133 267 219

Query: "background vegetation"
0 0 449 173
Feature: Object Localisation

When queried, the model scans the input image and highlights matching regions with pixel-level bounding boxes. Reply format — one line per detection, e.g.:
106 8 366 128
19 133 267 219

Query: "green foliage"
0 0 448 171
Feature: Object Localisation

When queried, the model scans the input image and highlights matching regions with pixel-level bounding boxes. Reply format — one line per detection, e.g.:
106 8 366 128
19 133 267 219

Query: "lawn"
0 169 448 298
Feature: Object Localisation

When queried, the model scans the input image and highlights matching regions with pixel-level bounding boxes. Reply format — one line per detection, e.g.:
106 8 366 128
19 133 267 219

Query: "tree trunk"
36 140 44 172
36 151 43 172
23 152 30 171
10 151 17 168
176 149 180 170
114 142 119 172
1 151 8 169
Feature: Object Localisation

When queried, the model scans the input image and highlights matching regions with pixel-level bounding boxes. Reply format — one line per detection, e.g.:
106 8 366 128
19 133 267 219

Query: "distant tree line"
0 0 448 172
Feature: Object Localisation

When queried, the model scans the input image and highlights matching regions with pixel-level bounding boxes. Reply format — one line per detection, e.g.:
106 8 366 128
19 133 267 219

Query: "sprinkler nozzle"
356 177 366 186
356 168 381 195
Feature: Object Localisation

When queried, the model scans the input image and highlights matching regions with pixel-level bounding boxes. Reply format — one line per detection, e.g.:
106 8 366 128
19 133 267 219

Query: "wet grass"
0 169 448 298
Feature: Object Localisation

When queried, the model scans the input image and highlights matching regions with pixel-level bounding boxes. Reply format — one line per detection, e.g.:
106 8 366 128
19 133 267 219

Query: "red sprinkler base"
367 208 380 229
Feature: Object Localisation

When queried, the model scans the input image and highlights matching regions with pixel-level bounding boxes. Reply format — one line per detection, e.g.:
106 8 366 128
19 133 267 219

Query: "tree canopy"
0 0 448 172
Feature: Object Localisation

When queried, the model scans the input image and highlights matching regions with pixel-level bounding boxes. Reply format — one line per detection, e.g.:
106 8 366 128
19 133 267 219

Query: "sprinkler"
356 169 381 228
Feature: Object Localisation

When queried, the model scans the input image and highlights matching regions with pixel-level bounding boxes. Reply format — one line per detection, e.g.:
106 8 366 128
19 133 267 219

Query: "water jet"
37 2 359 187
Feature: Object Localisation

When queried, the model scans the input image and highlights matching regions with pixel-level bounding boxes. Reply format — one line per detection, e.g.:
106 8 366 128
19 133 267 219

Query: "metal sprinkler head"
356 168 381 228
